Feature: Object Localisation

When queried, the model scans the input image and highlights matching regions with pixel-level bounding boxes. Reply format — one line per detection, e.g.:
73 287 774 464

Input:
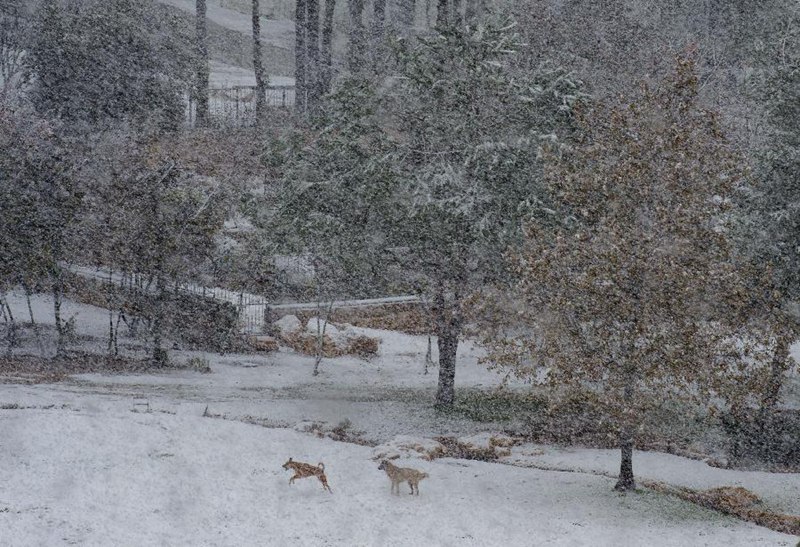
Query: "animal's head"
282 457 293 470
378 460 388 471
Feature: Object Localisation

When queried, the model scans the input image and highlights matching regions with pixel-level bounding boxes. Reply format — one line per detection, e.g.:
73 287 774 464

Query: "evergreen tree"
269 22 580 405
0 105 82 356
27 0 190 129
741 7 800 412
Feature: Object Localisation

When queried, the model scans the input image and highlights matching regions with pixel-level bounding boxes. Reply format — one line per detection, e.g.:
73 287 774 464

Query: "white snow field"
156 0 295 49
1 295 799 545
1 408 797 547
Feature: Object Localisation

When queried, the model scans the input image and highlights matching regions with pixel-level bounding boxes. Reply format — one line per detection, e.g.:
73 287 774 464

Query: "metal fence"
66 264 270 334
185 85 295 128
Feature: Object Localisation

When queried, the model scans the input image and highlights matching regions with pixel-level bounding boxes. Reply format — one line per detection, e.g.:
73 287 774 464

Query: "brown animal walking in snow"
378 459 429 495
282 458 332 492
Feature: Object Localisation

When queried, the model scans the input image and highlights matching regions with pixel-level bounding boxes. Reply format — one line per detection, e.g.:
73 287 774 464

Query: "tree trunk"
424 334 434 374
433 286 460 408
195 0 210 127
372 0 386 44
52 269 65 357
614 365 636 491
320 0 335 94
464 0 475 23
451 0 461 26
347 0 365 73
151 267 168 367
464 0 484 23
761 332 791 412
113 310 123 356
1 295 17 358
312 300 333 376
108 308 114 354
295 0 307 114
435 322 458 407
398 0 415 32
23 283 35 325
436 0 448 29
252 0 268 126
306 0 320 108
22 283 46 356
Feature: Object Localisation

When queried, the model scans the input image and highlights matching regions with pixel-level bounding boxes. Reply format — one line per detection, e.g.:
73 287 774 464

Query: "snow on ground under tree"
2 295 799 545
0 408 796 546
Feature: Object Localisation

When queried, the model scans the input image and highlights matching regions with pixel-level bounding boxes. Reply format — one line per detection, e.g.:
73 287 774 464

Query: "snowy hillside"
1 405 796 546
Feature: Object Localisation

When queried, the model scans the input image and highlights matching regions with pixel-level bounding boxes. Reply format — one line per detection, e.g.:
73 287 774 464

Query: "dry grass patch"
644 482 800 536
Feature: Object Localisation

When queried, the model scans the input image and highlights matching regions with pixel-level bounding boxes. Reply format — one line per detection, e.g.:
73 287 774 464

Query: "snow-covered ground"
209 61 295 88
2 294 799 545
1 407 796 546
157 0 295 49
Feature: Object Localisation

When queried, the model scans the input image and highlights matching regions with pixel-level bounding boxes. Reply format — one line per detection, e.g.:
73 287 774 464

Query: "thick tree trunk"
195 0 210 127
464 0 474 23
435 323 458 407
433 286 461 408
306 0 321 108
465 0 484 23
614 365 636 491
398 0 415 32
451 0 461 26
252 0 268 126
295 0 307 114
347 0 365 72
320 0 335 94
615 431 635 491
436 0 448 29
372 0 386 42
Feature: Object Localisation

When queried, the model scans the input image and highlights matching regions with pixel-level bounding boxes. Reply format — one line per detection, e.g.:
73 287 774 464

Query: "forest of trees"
1 0 798 491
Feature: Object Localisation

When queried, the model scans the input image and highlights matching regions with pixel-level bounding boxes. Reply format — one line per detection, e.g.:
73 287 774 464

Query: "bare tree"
398 0 416 32
195 0 210 127
320 0 336 94
347 0 365 72
0 0 27 91
306 0 321 107
372 0 386 44
450 0 461 26
295 0 308 114
436 0 448 28
252 0 268 126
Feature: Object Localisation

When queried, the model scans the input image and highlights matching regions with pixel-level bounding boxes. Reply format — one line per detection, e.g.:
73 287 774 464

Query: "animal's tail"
318 462 325 470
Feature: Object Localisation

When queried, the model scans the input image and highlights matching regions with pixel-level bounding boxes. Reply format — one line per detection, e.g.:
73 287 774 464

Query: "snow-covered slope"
157 0 294 49
1 408 795 546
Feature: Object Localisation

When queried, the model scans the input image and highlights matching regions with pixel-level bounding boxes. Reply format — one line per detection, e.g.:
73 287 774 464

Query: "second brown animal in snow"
378 459 429 495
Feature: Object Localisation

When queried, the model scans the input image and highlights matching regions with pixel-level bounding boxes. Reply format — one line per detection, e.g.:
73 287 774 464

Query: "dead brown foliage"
344 335 380 357
645 482 800 537
0 352 153 384
293 304 429 335
281 332 342 358
279 331 380 359
247 336 280 352
431 437 508 462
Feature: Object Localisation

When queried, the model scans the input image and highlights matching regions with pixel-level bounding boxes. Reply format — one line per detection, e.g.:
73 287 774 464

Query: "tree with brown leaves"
483 55 766 490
